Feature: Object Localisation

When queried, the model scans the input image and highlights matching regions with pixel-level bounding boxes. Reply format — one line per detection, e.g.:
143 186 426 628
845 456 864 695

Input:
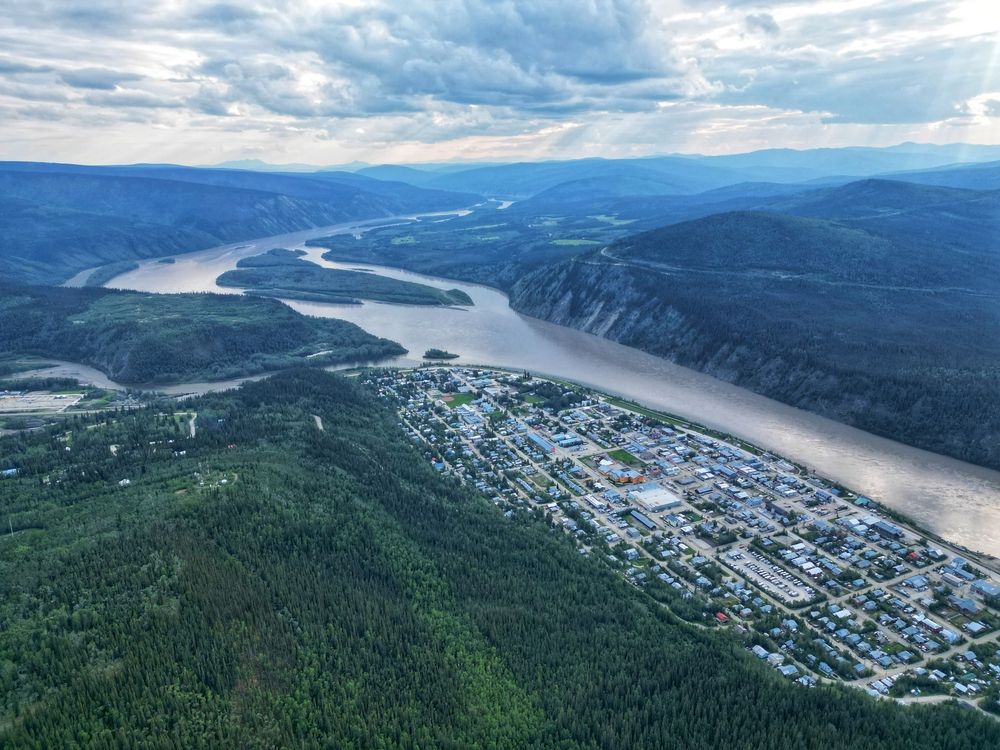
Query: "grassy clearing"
608 448 640 465
551 239 600 247
589 214 635 227
443 392 476 409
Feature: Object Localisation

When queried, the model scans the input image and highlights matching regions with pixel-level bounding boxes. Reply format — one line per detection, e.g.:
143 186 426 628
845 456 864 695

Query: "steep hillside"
0 163 477 284
1 369 997 747
0 284 403 383
763 180 1000 280
765 179 987 219
882 160 1000 190
510 211 1000 469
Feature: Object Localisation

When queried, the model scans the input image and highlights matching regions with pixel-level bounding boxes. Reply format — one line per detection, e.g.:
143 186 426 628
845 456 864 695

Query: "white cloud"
0 0 996 163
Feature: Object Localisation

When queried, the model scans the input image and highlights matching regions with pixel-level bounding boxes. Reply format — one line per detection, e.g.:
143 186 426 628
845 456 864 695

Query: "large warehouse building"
628 484 683 513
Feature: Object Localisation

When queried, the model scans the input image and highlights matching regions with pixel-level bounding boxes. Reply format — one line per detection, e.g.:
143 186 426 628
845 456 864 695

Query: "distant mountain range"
0 163 479 284
5 143 993 287
213 142 1000 199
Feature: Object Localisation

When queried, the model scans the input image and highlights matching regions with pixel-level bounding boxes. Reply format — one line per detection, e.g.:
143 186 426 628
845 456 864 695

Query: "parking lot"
725 547 817 603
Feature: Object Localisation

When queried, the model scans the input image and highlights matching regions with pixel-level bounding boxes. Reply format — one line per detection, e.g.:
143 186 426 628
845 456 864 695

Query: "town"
364 365 1000 714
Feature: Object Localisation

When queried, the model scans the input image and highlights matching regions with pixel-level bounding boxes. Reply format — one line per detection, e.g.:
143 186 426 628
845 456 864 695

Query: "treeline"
0 376 81 391
80 260 140 287
1 369 997 747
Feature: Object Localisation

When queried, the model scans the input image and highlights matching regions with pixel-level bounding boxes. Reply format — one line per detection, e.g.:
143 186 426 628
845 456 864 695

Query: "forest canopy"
0 369 996 748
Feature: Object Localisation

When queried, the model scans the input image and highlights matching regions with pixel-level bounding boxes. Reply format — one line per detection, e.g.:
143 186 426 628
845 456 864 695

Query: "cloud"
711 35 1000 124
0 59 52 74
189 3 262 28
0 0 996 163
744 13 779 35
60 68 142 90
82 89 182 109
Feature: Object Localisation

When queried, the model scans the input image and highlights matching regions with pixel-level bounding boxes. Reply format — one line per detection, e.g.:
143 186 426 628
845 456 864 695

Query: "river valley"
59 218 1000 557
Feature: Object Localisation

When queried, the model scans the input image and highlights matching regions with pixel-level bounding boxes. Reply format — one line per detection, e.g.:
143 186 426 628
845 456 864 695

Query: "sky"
0 0 998 165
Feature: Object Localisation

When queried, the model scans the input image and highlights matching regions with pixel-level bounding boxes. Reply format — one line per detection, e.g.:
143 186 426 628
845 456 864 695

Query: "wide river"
71 217 1000 557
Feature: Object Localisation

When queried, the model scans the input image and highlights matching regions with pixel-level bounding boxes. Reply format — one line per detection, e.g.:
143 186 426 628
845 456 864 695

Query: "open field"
0 392 84 413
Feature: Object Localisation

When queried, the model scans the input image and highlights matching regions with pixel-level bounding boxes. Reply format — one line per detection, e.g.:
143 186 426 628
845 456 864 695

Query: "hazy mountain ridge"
0 163 478 285
338 144 1000 202
879 160 1000 190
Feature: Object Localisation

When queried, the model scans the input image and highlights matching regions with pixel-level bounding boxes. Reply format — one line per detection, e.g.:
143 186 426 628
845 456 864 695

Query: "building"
527 432 556 454
628 484 683 513
630 509 657 530
606 466 643 484
872 520 904 539
972 579 1000 600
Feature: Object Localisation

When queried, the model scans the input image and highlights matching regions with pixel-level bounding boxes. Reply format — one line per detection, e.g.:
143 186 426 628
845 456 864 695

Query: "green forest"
0 369 997 748
217 248 473 306
0 284 404 384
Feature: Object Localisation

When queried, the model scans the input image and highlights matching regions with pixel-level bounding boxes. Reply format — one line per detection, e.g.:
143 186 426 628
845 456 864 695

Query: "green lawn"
608 448 640 465
444 392 476 409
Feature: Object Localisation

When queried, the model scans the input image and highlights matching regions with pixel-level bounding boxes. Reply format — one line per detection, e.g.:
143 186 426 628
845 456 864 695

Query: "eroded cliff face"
510 259 754 385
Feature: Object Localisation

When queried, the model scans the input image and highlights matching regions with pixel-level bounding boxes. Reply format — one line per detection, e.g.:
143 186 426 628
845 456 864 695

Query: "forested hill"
2 368 998 747
0 163 478 285
0 283 403 383
510 211 1000 470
